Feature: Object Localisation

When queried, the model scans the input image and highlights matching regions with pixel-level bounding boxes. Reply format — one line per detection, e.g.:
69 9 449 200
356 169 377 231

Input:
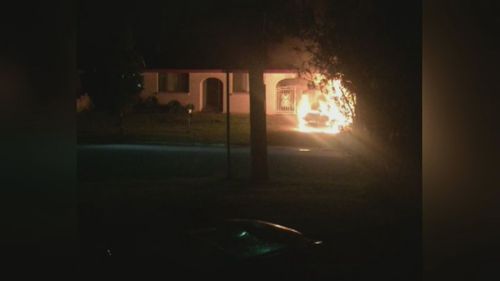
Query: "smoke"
266 36 314 70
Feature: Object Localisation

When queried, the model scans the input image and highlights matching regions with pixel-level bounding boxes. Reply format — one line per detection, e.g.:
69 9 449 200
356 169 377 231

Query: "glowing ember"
296 74 356 134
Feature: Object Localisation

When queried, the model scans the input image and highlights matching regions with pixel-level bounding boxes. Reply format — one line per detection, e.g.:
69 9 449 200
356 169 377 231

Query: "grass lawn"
78 111 251 145
77 111 368 150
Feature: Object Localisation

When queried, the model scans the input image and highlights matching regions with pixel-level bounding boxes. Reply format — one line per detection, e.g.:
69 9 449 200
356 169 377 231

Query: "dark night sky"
79 0 273 69
78 0 420 71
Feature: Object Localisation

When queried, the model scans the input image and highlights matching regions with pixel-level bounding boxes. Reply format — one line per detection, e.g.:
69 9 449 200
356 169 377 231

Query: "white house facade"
140 69 310 115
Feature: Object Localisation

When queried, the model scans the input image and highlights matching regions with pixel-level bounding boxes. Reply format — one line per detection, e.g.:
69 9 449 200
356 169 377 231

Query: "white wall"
230 94 250 113
141 71 228 112
228 72 250 113
140 72 158 99
192 72 227 112
140 71 302 114
263 72 299 114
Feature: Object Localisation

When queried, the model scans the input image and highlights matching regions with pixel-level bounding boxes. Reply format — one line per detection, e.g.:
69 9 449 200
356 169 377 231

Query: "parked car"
91 219 324 280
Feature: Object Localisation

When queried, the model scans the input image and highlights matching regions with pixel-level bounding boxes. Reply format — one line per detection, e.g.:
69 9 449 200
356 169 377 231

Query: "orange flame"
296 74 355 134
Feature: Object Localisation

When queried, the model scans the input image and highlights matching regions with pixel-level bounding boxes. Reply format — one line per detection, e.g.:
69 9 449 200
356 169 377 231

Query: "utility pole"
226 71 231 179
249 66 269 182
249 9 269 182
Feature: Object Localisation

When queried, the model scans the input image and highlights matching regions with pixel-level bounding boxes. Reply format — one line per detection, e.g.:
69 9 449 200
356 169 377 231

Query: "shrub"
134 95 158 113
165 100 184 114
145 96 159 107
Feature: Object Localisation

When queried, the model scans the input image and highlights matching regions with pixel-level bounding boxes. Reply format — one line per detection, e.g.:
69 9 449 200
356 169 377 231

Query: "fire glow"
297 74 356 134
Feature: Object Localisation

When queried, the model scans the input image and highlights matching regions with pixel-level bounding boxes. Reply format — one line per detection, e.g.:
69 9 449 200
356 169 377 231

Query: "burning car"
296 74 355 134
303 111 330 127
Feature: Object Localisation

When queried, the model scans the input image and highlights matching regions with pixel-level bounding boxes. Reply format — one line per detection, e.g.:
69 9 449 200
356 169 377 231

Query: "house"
140 69 311 115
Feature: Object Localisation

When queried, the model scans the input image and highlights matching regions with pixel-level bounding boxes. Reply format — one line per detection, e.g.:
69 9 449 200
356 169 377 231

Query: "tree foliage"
79 27 144 113
292 1 420 143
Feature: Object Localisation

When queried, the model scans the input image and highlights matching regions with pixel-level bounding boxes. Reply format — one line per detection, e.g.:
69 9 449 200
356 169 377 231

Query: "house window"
158 72 189 93
233 73 249 93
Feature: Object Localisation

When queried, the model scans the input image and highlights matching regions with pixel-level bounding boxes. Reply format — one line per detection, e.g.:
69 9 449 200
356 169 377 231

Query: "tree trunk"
249 67 269 182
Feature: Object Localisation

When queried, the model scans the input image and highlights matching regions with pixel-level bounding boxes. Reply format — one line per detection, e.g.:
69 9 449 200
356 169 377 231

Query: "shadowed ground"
78 143 420 280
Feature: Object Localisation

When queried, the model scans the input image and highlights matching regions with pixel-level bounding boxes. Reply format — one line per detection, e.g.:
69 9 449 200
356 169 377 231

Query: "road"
78 144 358 182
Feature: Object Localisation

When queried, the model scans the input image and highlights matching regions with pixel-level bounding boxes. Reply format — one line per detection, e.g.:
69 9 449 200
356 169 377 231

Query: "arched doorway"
275 78 308 113
203 78 223 112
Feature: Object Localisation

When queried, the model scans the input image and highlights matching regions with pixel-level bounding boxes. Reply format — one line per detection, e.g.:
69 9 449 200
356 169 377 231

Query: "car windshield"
190 226 287 259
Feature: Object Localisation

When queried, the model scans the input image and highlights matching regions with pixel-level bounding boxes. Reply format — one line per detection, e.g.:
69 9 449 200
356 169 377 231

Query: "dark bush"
165 100 184 114
134 96 158 113
145 96 159 108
